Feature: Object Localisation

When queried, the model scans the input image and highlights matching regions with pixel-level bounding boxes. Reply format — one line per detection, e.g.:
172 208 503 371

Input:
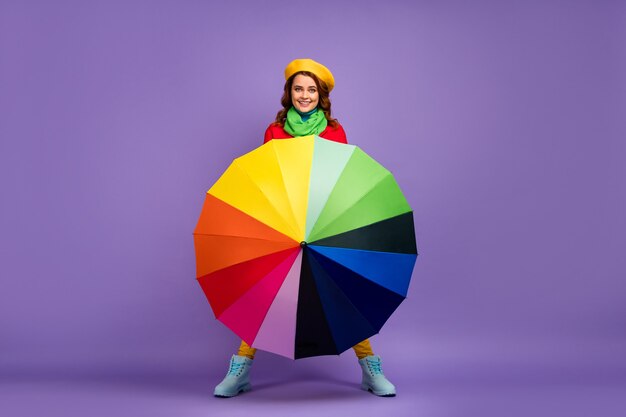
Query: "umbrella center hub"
300 241 307 248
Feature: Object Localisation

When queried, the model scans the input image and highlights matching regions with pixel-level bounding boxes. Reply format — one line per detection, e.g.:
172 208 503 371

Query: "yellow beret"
284 59 335 92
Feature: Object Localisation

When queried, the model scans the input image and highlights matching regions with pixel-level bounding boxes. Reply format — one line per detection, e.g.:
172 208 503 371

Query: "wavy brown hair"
273 71 338 128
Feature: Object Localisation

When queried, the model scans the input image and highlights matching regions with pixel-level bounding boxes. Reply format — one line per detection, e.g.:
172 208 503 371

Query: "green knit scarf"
283 107 327 137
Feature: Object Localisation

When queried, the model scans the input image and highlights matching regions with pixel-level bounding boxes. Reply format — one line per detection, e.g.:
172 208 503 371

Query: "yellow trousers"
237 339 374 360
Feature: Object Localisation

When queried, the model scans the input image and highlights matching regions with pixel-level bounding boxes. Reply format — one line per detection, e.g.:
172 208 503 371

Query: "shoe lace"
366 358 383 375
227 361 244 376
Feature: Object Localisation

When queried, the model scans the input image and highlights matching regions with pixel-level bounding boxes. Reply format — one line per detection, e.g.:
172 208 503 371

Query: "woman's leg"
352 338 375 359
237 340 257 359
214 341 255 397
354 339 396 397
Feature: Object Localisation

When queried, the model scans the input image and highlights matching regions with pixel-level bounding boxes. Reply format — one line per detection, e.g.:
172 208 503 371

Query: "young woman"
214 59 396 398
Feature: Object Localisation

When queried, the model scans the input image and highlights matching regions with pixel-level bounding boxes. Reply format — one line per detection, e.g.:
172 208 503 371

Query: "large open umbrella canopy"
193 135 417 359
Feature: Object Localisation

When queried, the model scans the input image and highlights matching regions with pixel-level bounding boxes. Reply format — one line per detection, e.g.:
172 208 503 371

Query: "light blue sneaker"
358 355 396 397
214 355 253 397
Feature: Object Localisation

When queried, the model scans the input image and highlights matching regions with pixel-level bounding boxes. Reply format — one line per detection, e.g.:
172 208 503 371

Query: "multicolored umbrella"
193 135 417 359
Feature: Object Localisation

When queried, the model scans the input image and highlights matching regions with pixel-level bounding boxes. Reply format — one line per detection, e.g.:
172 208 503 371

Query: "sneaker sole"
214 383 252 398
361 384 396 397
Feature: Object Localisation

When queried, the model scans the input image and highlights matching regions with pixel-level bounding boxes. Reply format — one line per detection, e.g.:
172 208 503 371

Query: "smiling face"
291 74 319 113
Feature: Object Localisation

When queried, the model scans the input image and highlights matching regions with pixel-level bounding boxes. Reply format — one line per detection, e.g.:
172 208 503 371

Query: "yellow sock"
237 340 257 360
352 339 375 360
238 339 374 360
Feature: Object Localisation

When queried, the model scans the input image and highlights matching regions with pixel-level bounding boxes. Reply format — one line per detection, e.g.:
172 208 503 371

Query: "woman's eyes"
294 87 317 93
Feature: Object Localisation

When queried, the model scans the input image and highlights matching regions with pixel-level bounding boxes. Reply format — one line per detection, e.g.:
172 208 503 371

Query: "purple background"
1 0 625 416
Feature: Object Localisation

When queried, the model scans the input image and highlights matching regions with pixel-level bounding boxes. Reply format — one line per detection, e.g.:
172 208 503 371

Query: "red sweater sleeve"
263 126 273 143
318 123 347 144
333 124 348 144
263 124 293 143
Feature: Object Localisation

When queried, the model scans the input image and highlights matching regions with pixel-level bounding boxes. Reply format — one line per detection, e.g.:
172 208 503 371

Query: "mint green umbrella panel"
307 138 412 242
